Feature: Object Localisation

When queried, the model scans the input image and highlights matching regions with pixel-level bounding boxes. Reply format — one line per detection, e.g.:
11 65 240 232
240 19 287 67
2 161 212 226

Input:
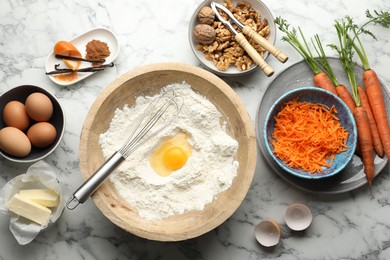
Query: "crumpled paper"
0 160 67 245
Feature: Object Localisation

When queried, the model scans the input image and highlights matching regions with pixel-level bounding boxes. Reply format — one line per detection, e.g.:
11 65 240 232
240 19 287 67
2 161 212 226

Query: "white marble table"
1 0 390 259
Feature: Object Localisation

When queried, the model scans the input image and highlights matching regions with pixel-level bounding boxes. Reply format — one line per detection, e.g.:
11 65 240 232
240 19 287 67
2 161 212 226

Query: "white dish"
45 27 120 86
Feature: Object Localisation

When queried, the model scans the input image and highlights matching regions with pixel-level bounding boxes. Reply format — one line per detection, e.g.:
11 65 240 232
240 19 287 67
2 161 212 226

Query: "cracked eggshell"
285 203 313 231
254 220 282 247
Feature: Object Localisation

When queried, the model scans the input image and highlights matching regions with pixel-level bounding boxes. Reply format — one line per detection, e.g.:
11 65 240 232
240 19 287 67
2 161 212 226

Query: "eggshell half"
254 220 282 247
285 203 313 231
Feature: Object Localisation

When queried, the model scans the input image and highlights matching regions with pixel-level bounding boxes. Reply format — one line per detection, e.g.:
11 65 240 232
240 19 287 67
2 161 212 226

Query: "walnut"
194 24 216 45
259 25 270 37
198 6 215 25
235 56 253 71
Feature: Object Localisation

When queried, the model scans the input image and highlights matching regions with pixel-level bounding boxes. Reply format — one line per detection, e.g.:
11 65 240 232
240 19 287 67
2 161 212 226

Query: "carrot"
352 10 390 183
353 107 375 186
362 70 390 159
358 85 384 157
313 72 338 96
275 19 338 95
332 18 375 188
336 85 360 156
335 84 356 113
272 99 349 173
348 10 390 160
311 35 356 113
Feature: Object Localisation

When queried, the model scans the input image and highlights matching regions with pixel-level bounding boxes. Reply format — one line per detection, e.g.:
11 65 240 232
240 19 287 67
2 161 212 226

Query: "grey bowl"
263 87 357 179
188 0 276 77
0 85 65 163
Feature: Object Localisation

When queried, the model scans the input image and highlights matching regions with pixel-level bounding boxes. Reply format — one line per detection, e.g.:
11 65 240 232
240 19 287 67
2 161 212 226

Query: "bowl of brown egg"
189 0 276 76
0 85 65 163
78 62 257 241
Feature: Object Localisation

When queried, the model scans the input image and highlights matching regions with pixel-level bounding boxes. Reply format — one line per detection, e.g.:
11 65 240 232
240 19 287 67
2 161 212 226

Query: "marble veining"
1 0 390 259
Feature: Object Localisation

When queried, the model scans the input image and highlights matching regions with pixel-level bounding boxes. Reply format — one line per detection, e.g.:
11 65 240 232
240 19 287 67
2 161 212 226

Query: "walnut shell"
194 24 216 45
198 6 215 25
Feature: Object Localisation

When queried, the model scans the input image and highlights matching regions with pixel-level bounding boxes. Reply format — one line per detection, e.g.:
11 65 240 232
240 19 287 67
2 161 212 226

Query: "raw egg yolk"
150 133 192 177
163 146 188 170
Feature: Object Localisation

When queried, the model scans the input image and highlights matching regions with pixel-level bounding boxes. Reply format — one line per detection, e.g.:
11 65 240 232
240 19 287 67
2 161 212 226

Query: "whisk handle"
67 152 125 210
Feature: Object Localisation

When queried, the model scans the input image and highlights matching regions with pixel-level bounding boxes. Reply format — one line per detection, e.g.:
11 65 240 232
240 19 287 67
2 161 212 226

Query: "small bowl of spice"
263 87 357 179
45 27 120 86
189 0 277 76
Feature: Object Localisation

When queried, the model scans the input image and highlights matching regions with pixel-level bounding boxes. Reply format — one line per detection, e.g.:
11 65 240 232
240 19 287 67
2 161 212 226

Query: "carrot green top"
272 99 349 173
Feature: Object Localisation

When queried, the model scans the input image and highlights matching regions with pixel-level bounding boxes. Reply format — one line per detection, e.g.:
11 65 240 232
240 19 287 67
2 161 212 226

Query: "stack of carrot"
275 11 390 188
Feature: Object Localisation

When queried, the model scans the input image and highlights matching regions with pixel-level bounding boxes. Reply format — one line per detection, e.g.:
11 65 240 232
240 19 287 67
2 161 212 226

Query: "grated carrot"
271 98 349 173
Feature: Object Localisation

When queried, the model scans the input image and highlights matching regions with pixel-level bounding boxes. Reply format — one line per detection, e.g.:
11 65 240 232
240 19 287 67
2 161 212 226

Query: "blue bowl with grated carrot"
263 87 357 179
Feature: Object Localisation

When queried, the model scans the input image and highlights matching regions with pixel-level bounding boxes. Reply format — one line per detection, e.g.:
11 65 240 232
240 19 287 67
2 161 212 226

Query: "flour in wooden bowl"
99 82 239 220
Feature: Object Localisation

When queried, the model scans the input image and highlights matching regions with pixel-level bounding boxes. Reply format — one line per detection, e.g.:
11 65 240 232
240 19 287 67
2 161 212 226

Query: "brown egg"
25 92 54 121
0 127 31 157
2 101 30 131
27 122 57 148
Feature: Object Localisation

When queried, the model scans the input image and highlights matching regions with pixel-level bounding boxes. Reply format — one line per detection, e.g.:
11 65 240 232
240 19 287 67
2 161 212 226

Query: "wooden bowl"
79 62 256 241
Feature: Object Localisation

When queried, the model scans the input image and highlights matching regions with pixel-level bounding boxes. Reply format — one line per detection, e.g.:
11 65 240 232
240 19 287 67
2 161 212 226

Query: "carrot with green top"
312 34 356 114
275 18 338 96
313 32 382 157
349 10 390 159
331 19 375 187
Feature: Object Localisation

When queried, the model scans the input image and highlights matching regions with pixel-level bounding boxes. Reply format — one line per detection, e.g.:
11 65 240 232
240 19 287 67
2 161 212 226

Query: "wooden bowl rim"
79 62 257 241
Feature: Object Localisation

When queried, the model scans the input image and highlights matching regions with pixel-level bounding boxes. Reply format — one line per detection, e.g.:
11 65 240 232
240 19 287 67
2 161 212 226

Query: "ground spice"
85 39 110 66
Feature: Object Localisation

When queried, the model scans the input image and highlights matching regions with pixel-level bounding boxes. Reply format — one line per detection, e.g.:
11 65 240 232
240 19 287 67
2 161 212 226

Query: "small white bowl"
254 220 282 247
284 203 313 231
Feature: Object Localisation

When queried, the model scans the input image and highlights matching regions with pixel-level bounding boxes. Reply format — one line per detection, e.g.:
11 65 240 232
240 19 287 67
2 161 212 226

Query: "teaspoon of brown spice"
85 39 111 66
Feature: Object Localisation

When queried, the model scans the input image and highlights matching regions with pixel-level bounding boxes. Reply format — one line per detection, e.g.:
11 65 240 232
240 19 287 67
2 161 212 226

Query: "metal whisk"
67 90 182 210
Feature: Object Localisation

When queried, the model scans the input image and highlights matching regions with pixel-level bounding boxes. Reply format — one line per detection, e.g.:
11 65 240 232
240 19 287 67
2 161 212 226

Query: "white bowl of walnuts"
189 0 276 76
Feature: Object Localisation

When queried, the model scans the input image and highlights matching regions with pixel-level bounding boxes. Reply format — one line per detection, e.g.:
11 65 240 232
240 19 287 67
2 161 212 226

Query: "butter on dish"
7 193 52 225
